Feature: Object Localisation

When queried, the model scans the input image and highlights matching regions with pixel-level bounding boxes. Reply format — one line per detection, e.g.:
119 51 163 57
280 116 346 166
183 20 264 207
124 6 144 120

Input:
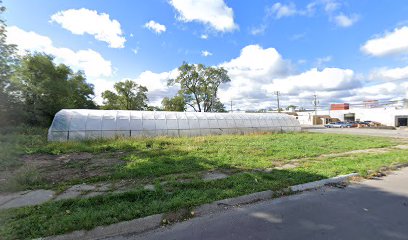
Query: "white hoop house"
48 109 301 141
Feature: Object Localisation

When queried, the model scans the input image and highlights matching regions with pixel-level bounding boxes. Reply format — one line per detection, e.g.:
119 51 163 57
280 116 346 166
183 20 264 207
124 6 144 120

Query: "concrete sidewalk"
114 168 408 240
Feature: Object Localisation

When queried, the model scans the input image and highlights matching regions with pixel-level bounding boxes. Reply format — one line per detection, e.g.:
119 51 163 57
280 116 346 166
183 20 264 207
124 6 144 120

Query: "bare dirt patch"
2 152 127 189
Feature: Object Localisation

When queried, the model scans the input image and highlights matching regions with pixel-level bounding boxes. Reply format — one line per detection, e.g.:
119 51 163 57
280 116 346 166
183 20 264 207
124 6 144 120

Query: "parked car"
355 121 370 127
324 122 353 128
347 121 359 127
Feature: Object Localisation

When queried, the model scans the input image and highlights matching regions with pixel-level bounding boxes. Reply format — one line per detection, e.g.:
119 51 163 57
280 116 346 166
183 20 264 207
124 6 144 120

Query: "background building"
297 99 408 127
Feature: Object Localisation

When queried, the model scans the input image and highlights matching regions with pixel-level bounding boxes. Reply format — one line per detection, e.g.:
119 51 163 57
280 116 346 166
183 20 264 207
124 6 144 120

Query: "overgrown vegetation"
1 148 408 239
0 128 399 193
0 126 47 169
0 127 47 191
37 132 395 157
1 127 407 239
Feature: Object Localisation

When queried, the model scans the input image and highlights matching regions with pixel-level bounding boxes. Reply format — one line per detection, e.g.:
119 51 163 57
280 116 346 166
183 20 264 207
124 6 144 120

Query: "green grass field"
0 129 398 191
1 128 407 239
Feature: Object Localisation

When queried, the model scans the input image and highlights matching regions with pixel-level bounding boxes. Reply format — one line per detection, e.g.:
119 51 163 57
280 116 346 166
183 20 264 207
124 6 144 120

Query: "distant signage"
330 103 349 110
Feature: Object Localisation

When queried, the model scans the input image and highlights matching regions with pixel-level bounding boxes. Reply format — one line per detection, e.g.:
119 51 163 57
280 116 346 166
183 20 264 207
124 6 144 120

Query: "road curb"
45 214 163 240
194 190 275 216
290 173 359 192
45 173 358 240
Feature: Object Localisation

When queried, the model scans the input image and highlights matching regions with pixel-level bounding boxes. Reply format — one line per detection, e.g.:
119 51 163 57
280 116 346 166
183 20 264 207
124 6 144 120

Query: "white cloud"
266 1 318 19
402 82 408 99
356 82 397 95
305 0 341 15
370 66 408 81
7 27 53 54
126 69 180 106
265 1 357 27
201 50 212 57
361 26 408 57
6 26 112 78
77 42 406 110
169 0 238 32
321 0 340 13
268 2 297 19
344 64 408 103
251 2 305 36
144 20 166 34
254 1 357 36
221 45 290 82
92 78 117 104
315 56 332 67
128 43 406 109
298 59 307 65
250 25 267 35
334 13 359 27
218 45 292 108
92 70 180 106
135 70 178 92
50 8 126 48
200 34 208 39
263 68 356 94
344 82 399 101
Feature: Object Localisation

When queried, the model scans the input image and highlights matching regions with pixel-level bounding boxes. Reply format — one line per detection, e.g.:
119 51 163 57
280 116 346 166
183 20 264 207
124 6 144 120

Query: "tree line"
0 2 230 127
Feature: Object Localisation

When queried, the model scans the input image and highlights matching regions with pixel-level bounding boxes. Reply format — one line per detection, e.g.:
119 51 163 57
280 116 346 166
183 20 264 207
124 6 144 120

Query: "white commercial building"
297 104 408 127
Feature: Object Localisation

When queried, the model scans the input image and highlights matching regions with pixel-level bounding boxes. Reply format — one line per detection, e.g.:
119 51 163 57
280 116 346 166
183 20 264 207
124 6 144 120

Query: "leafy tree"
102 80 148 110
66 71 97 109
11 53 68 125
11 53 96 126
146 105 163 111
162 94 186 112
210 98 227 112
0 1 16 90
0 1 20 125
168 62 230 112
286 105 298 110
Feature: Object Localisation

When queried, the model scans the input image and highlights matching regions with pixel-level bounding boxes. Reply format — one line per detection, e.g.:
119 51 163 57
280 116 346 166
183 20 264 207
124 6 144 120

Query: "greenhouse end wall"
48 109 301 141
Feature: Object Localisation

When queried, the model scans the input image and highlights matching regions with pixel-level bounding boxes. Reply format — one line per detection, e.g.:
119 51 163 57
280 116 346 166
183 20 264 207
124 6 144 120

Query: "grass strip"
1 149 408 240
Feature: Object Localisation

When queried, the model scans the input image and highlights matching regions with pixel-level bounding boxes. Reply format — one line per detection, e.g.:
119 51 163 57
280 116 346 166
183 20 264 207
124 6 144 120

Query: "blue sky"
4 0 408 110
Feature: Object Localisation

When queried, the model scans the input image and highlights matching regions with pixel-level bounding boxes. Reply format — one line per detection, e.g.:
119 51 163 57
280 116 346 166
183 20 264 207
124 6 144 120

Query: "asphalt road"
113 168 408 240
306 127 408 138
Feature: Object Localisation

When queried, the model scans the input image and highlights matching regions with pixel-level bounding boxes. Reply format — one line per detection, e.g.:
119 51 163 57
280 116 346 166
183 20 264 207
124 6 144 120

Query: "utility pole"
274 91 281 113
313 94 319 116
230 100 233 113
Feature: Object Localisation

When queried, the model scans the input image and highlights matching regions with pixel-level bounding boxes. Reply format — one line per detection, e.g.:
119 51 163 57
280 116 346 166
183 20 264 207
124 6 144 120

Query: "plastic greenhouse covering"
48 109 301 141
